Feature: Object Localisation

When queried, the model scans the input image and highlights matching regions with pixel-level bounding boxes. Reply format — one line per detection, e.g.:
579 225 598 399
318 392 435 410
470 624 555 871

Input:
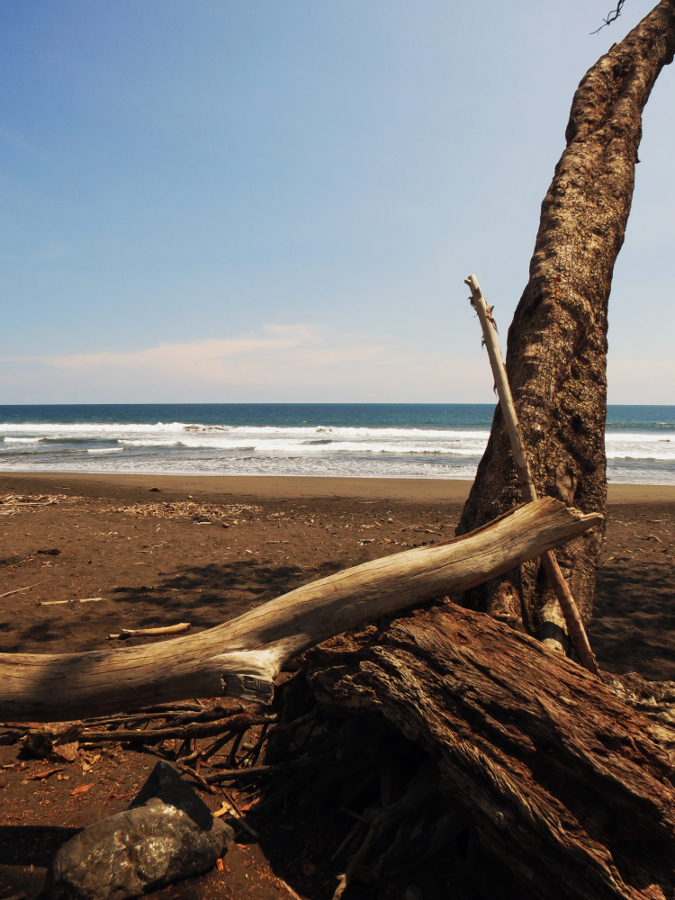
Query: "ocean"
0 404 674 485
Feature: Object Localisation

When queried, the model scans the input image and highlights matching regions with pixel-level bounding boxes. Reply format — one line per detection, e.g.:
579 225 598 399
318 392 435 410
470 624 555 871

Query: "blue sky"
0 1 673 404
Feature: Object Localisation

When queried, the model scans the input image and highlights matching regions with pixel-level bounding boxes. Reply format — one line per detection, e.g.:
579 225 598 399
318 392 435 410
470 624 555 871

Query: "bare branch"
592 0 627 34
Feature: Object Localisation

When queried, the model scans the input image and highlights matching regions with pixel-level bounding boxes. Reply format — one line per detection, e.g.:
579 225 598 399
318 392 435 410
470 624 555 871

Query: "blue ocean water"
0 404 673 484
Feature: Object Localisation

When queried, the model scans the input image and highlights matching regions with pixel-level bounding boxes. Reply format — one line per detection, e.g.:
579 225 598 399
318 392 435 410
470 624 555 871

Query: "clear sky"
0 1 672 405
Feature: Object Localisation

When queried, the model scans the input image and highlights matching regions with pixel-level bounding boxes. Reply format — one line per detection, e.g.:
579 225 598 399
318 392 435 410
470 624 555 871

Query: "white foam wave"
0 421 492 441
118 439 181 447
1 420 674 479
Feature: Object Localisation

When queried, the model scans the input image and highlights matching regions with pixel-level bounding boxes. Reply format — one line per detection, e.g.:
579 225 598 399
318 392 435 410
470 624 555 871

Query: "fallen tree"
0 497 598 722
309 605 675 900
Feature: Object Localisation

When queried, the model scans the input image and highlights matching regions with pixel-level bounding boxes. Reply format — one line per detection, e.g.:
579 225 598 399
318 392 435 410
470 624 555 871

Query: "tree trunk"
457 1 675 640
309 603 675 900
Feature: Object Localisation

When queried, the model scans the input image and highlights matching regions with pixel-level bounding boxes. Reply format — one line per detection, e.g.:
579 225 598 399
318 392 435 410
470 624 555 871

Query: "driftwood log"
0 497 599 722
310 606 675 900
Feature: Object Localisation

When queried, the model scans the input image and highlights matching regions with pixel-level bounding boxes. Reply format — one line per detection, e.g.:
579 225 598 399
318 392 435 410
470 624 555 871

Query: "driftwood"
109 623 192 640
0 497 599 722
310 606 675 900
466 273 598 674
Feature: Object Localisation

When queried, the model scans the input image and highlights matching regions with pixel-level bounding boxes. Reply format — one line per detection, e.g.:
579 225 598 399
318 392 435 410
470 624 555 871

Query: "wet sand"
4 470 675 503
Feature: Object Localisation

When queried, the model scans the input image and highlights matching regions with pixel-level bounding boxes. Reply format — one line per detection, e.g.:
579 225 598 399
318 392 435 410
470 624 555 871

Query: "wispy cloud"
0 323 494 403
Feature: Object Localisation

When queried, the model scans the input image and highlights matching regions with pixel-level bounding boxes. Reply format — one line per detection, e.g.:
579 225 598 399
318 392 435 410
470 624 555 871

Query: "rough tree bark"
457 1 675 642
310 605 675 900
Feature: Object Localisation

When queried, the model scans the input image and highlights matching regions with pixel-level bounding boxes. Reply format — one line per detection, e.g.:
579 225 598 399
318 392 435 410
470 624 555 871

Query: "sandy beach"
4 470 675 502
1 470 674 676
1 471 674 900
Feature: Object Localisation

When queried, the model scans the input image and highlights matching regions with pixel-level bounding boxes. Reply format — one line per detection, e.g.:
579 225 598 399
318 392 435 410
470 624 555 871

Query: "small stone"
53 742 79 763
46 762 233 900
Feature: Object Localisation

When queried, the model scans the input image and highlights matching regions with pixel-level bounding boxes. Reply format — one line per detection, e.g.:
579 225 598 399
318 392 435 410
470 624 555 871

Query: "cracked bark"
457 1 675 639
310 605 675 900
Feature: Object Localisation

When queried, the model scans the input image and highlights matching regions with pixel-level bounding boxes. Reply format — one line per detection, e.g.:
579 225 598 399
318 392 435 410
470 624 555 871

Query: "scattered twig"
40 597 102 606
206 751 333 783
591 0 626 33
275 876 304 900
141 744 216 794
0 582 46 600
28 767 65 780
220 786 259 837
108 622 191 639
66 713 275 745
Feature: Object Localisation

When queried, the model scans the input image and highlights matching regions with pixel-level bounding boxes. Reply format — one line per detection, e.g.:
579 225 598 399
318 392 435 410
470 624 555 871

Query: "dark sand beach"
1 471 674 900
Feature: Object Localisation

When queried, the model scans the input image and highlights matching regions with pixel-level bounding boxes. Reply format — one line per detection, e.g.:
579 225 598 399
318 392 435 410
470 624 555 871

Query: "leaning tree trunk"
457 1 675 642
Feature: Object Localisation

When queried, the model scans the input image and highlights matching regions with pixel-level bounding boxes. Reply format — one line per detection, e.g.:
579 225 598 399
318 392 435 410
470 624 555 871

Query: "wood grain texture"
0 498 600 722
310 604 675 900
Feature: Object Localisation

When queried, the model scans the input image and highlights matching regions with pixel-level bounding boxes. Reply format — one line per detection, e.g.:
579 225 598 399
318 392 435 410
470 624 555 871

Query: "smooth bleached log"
0 497 601 722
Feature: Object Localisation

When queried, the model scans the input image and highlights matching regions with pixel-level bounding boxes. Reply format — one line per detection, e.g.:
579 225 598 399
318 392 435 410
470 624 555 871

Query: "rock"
46 762 233 900
52 741 79 762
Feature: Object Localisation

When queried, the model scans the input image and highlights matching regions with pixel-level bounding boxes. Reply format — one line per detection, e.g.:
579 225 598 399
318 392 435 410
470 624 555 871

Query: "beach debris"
103 499 261 522
28 767 65 781
216 786 259 836
70 783 94 797
109 623 191 640
53 742 80 762
0 493 72 513
4 708 274 753
19 722 82 759
46 761 233 900
39 597 103 606
0 581 46 599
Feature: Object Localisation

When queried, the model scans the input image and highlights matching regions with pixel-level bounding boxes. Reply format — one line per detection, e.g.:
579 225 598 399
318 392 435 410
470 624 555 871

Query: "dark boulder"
46 762 233 900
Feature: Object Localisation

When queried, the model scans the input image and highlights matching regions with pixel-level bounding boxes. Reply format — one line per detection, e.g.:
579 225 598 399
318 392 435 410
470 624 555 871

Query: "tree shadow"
593 559 675 681
109 557 346 632
0 825 80 866
1 556 347 654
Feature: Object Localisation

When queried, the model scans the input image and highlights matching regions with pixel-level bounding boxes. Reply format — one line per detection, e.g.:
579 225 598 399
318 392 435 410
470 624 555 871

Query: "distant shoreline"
3 471 675 504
